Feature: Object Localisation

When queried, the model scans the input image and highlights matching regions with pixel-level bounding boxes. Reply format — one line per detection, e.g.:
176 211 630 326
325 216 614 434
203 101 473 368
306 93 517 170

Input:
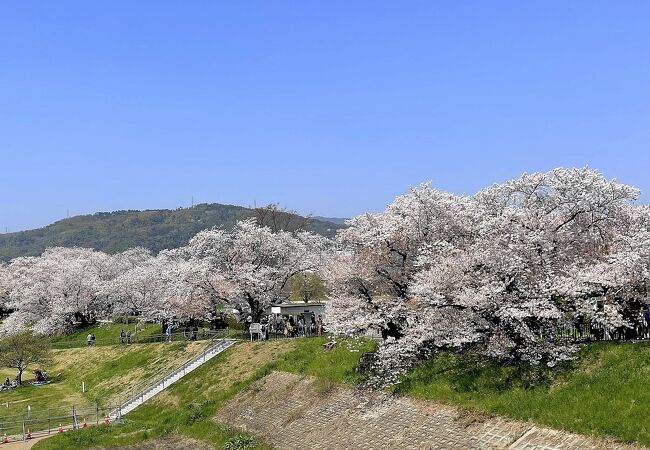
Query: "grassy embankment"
397 340 650 446
33 337 376 450
34 337 650 449
0 327 210 420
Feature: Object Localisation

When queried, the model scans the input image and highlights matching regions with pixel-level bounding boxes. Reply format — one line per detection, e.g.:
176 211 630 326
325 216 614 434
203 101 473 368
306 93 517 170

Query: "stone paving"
215 371 646 450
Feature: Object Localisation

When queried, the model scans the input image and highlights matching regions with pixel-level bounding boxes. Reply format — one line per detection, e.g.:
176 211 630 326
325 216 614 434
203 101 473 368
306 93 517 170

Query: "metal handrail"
115 329 234 402
114 340 232 417
116 342 213 404
113 330 237 415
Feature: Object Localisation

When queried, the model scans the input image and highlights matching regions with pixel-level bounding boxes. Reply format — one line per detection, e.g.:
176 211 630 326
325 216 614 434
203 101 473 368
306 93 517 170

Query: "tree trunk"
16 368 23 385
246 294 263 322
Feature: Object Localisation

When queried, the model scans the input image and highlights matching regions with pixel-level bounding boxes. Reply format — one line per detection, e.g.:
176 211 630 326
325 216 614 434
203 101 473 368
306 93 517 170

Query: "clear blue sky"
1 1 649 231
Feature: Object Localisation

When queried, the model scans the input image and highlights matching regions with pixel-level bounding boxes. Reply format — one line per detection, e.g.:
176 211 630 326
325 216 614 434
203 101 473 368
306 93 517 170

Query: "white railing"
110 336 238 419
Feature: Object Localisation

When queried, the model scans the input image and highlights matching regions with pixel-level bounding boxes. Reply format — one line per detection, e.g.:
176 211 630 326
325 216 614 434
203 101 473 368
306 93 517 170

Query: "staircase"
110 338 238 419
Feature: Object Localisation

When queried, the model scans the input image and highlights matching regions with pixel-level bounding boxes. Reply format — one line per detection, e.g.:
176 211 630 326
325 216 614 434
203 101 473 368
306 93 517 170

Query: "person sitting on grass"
3 377 10 388
33 368 46 383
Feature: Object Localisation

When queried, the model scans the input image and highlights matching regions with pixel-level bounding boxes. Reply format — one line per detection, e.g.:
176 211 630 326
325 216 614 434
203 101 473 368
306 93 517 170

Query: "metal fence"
49 328 230 349
552 322 648 343
0 403 116 442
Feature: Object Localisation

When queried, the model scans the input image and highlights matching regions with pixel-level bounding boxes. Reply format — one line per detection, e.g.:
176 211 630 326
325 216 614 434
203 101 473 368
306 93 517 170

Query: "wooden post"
48 408 51 434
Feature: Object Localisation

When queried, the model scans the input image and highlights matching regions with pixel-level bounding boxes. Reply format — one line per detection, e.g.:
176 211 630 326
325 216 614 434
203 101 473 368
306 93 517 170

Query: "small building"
267 301 326 321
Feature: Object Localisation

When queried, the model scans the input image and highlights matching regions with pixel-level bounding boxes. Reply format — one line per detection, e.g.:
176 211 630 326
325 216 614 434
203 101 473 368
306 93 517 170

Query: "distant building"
267 301 326 320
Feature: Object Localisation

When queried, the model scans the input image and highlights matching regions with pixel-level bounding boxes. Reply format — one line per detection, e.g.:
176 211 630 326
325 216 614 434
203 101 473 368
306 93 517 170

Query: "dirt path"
2 434 214 450
2 436 47 449
216 371 646 450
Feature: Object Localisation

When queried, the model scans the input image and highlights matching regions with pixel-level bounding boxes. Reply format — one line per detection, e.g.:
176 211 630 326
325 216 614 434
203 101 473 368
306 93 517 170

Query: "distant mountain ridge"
312 216 349 225
0 203 345 262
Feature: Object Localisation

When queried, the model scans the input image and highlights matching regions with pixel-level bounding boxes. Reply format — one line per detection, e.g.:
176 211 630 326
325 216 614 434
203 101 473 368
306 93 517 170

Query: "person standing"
166 324 173 342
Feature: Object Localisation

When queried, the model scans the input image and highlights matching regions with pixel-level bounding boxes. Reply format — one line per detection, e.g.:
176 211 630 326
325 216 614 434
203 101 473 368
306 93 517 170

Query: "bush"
111 316 141 324
224 434 256 450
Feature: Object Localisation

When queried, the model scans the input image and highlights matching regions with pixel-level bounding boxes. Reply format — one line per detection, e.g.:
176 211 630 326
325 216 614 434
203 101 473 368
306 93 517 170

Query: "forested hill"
0 203 344 261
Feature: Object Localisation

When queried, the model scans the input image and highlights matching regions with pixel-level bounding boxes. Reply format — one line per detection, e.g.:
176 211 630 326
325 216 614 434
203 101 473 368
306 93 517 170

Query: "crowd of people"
245 313 324 340
76 311 326 348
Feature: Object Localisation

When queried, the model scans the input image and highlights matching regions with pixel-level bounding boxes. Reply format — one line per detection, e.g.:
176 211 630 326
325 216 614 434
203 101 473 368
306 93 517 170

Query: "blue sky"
1 1 649 231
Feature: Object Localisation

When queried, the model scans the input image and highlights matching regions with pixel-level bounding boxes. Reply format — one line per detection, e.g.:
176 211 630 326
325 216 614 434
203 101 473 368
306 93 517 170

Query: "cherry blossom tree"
177 219 330 321
0 263 10 315
326 168 646 382
1 248 114 335
103 249 167 319
153 251 213 321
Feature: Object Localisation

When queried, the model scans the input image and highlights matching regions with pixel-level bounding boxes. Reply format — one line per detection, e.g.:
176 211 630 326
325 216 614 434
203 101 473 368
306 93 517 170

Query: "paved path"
216 371 646 450
0 436 46 450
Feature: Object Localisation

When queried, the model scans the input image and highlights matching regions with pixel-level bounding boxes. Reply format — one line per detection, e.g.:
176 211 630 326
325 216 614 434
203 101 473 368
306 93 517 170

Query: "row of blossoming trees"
0 220 329 335
1 168 649 380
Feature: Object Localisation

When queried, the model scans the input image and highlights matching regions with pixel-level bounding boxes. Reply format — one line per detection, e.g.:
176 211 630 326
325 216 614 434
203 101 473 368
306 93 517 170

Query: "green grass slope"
0 340 211 420
30 337 650 449
33 337 375 450
0 203 344 261
397 341 650 446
